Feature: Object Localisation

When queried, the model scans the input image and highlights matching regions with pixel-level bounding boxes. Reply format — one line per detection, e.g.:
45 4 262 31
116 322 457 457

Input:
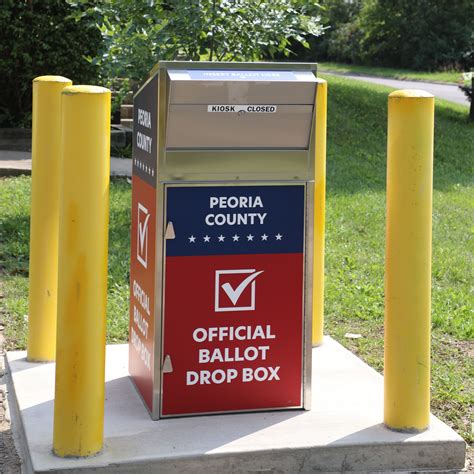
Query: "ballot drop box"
129 62 317 419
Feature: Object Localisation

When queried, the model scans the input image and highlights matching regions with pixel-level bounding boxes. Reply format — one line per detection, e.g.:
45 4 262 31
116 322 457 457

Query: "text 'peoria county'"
205 195 267 226
136 108 153 154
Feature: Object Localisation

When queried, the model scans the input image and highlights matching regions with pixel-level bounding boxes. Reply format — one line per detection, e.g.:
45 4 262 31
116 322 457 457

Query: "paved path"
321 71 469 106
0 150 132 177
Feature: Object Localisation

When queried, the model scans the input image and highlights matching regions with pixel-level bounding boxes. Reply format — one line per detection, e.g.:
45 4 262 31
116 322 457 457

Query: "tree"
357 0 474 71
68 0 325 102
0 0 102 127
296 0 363 63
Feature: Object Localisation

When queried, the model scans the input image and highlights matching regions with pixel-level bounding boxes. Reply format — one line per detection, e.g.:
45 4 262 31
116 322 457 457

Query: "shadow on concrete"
5 356 56 374
102 375 306 446
12 373 307 471
326 422 465 471
329 422 417 446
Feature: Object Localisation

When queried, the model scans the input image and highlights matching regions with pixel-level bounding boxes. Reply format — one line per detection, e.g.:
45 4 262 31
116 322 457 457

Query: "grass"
319 61 465 84
320 74 473 443
0 177 132 348
1 75 472 445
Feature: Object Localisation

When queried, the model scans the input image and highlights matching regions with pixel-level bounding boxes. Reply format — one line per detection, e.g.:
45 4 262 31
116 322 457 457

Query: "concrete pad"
7 337 466 473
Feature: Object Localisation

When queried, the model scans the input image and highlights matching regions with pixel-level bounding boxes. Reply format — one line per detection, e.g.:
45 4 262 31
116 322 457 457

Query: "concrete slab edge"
29 442 467 474
5 356 34 474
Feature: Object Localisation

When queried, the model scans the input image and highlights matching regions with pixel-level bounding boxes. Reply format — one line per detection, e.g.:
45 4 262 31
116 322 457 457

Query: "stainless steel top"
151 60 317 75
165 66 317 150
133 61 318 182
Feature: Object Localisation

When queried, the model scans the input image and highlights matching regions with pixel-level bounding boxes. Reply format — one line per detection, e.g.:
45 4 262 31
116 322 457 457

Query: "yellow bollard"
384 89 434 432
53 85 111 457
312 79 327 346
27 76 72 362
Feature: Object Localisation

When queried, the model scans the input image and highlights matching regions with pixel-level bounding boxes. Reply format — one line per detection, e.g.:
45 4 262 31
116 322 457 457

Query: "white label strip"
207 105 277 113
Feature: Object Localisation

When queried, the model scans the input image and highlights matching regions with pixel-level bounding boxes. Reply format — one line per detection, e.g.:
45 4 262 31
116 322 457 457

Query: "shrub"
0 0 102 127
299 0 474 72
358 0 474 71
295 0 363 63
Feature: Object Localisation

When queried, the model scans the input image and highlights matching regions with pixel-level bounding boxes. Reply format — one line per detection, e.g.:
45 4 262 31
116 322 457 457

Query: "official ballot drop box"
129 62 317 419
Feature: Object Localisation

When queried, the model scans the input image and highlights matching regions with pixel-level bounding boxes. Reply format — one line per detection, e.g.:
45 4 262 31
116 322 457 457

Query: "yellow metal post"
53 85 111 457
313 79 327 346
384 89 434 432
27 76 72 362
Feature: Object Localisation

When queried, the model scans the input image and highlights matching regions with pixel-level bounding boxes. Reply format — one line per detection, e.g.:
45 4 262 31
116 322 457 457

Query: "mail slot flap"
168 69 317 105
166 104 313 149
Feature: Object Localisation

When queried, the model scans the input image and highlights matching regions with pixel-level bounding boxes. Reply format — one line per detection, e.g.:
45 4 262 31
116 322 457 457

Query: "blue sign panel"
166 185 305 257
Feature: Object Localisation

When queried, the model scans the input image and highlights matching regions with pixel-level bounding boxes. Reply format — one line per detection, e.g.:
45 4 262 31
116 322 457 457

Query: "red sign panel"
129 176 156 411
161 185 305 416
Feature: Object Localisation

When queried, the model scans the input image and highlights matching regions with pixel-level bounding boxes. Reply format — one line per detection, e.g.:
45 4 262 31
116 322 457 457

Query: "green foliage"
0 0 102 127
300 0 362 62
358 0 474 71
304 0 474 72
67 0 324 99
0 176 132 346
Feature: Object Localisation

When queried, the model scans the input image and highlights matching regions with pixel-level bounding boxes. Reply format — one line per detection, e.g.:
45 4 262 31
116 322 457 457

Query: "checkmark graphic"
137 203 150 268
138 213 151 253
215 269 264 312
221 271 264 306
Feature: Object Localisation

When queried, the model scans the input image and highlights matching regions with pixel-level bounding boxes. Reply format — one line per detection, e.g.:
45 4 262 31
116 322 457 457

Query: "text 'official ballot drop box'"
129 62 317 419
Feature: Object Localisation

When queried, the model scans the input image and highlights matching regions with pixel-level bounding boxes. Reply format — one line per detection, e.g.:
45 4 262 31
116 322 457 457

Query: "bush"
0 0 102 127
358 0 474 71
299 0 474 72
326 20 364 64
295 0 363 63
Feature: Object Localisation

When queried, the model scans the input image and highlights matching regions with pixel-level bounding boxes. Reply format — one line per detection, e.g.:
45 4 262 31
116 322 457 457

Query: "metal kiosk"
129 62 317 419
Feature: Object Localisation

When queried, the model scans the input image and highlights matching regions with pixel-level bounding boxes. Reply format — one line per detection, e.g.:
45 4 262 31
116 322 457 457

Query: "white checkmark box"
215 269 264 312
137 203 150 268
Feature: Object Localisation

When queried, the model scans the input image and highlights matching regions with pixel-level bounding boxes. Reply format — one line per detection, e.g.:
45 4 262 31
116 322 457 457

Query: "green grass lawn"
319 61 465 84
1 75 472 444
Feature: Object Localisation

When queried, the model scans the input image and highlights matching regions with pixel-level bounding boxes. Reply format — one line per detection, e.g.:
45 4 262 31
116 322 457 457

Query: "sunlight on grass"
319 62 463 84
